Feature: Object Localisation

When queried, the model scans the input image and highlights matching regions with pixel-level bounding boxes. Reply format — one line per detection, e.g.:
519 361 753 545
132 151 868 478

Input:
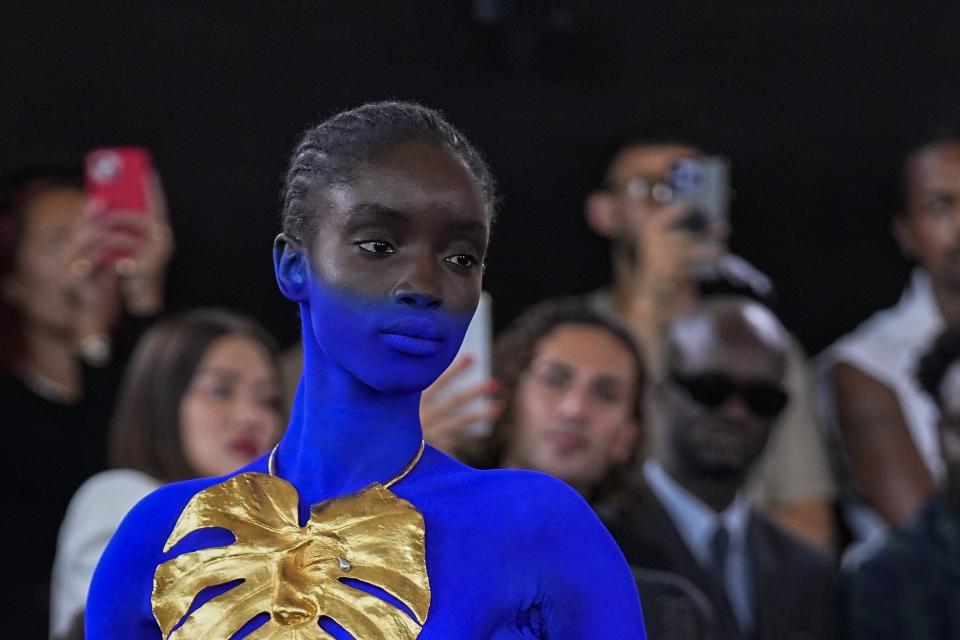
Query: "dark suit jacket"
603 482 835 640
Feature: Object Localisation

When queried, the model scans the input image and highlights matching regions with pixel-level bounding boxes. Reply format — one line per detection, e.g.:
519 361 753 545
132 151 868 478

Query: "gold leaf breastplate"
151 467 431 639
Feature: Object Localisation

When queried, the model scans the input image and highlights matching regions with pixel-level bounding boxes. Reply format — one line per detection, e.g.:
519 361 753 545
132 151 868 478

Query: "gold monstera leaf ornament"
152 466 431 640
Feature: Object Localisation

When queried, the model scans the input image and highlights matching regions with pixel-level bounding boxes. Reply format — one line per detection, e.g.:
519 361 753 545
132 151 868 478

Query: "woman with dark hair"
0 167 173 638
50 308 283 639
87 101 646 639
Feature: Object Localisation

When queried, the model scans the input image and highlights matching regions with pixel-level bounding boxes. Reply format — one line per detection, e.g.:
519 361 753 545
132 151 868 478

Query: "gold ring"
115 257 138 277
69 258 93 279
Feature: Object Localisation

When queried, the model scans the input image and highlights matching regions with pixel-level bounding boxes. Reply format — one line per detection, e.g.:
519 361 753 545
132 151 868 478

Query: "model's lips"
379 318 445 356
381 318 444 341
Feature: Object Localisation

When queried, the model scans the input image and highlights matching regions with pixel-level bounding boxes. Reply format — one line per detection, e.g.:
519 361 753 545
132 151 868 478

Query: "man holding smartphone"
583 131 836 551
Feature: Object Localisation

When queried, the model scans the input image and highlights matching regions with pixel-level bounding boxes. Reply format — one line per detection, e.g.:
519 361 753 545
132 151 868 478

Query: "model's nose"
394 290 442 309
393 253 443 309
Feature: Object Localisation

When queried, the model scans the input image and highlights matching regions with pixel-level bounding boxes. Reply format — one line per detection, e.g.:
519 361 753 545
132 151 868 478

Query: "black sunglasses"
669 371 789 418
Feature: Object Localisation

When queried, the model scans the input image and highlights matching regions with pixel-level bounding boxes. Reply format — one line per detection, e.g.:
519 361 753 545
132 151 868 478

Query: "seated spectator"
821 132 960 533
0 167 173 638
583 131 835 550
604 296 835 640
460 296 644 501
843 325 960 640
49 309 283 639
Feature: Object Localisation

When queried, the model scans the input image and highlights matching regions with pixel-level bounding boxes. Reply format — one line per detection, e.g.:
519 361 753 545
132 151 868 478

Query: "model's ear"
891 214 916 259
584 191 618 239
273 233 308 301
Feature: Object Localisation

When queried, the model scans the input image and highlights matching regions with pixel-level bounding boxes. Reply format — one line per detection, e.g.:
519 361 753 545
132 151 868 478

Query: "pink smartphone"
84 147 152 263
85 147 152 212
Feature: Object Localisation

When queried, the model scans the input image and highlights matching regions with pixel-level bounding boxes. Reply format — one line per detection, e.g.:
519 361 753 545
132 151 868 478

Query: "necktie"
709 523 730 593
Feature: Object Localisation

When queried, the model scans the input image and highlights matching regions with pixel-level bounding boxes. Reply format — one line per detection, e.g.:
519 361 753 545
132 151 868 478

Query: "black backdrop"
5 1 960 354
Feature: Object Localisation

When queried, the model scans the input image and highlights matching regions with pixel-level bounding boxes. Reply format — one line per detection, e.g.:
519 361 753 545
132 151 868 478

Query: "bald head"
665 296 788 377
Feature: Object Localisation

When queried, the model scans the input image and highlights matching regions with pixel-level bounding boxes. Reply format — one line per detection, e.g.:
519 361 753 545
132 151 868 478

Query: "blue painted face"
279 140 489 395
306 279 475 394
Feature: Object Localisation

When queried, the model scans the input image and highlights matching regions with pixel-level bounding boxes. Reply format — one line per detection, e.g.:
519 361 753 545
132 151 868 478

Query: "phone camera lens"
89 151 122 183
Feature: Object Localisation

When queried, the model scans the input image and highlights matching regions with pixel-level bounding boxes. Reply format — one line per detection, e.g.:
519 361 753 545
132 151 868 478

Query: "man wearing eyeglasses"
584 132 836 551
604 296 835 640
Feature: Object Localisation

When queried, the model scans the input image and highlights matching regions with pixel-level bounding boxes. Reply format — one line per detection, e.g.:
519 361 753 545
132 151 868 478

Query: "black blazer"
604 482 835 640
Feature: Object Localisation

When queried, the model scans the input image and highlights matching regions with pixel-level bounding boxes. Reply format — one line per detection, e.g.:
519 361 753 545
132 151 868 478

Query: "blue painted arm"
85 483 195 639
524 475 647 639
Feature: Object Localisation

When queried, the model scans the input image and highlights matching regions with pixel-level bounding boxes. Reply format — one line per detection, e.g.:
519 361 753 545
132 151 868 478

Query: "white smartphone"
438 291 493 436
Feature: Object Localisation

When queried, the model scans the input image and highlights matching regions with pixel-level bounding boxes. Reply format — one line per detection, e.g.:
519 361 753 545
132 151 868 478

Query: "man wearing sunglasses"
604 296 835 640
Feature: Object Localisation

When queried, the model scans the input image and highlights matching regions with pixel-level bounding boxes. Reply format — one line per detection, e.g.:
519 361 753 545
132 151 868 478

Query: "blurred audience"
843 324 960 639
583 131 835 550
604 296 835 640
821 133 960 534
0 167 173 638
49 308 284 640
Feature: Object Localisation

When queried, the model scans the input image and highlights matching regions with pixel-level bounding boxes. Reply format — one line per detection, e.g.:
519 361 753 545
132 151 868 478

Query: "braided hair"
281 101 497 243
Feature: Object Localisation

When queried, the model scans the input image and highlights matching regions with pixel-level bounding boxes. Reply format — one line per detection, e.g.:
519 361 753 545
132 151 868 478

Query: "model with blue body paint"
86 102 647 639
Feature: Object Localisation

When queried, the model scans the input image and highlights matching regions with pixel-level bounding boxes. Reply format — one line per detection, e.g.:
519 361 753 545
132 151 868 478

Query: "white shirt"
49 469 160 639
821 269 945 478
643 460 754 633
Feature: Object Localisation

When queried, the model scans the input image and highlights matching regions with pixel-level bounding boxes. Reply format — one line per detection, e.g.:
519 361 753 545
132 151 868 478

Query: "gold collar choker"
267 439 426 489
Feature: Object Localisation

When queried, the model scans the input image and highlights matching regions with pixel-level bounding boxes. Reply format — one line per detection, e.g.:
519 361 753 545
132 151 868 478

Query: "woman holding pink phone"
0 160 173 638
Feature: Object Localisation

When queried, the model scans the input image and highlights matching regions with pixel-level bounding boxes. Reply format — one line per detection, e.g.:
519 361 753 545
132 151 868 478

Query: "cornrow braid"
281 101 497 242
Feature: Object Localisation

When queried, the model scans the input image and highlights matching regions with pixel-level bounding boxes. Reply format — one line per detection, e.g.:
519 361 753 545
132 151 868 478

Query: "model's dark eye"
444 254 478 268
357 240 396 255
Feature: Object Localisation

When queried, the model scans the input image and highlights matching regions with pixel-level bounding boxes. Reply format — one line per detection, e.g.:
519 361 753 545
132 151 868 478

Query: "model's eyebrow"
344 202 409 220
345 201 488 235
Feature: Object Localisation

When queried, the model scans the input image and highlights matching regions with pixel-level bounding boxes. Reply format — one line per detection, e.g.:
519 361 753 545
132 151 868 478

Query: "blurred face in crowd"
896 142 960 291
179 333 283 477
937 361 960 502
658 301 787 482
2 187 85 337
502 323 640 495
589 143 701 247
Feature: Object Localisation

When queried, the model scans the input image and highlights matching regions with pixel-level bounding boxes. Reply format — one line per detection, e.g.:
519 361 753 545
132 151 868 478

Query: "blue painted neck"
277 310 424 524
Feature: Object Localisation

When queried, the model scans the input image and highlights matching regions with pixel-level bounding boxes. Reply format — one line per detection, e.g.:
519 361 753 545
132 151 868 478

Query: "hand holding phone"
83 147 173 312
420 293 502 453
84 147 153 266
665 156 731 236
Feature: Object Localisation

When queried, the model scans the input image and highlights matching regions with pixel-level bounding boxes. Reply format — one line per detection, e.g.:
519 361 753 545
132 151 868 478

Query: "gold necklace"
152 440 431 639
267 439 426 489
